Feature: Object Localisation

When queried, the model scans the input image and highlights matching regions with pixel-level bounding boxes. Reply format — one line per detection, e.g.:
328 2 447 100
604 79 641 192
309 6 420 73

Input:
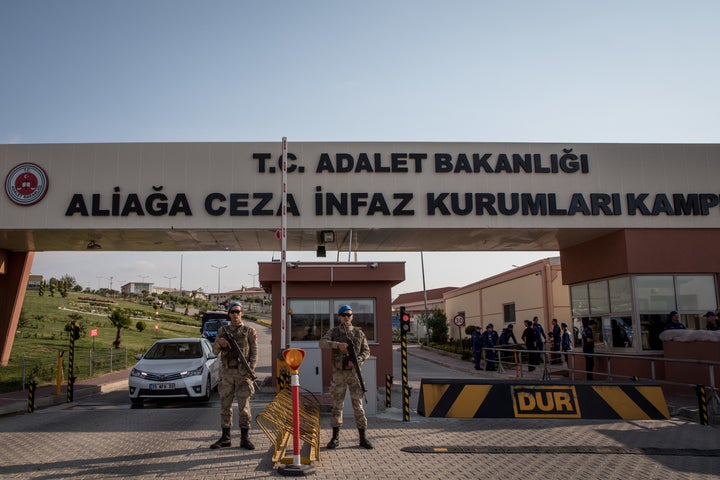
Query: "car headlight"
130 368 148 378
180 366 204 378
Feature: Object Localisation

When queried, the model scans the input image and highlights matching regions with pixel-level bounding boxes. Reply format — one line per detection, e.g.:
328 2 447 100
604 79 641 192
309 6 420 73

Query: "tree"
38 280 46 297
135 320 147 332
108 309 132 349
179 296 191 315
60 274 77 290
58 280 68 298
427 310 449 344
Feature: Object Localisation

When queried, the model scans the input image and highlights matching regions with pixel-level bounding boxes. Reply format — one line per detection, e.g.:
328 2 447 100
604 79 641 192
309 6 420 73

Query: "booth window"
288 298 376 343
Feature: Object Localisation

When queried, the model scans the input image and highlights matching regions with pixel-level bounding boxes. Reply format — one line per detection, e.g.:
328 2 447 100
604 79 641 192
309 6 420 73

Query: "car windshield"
144 342 203 360
204 319 228 332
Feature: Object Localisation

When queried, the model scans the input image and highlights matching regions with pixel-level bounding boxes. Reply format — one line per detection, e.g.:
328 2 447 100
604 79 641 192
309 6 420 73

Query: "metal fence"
492 345 720 423
20 348 130 391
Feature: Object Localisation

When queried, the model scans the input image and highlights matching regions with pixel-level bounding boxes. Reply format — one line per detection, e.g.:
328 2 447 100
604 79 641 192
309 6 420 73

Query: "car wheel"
202 376 212 403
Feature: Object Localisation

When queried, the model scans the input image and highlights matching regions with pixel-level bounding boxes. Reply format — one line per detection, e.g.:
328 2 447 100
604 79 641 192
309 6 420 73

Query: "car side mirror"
207 352 218 360
134 353 143 360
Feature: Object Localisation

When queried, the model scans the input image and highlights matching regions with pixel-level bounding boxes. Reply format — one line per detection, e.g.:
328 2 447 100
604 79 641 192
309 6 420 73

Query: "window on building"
571 274 717 352
609 277 632 312
288 298 377 343
503 303 516 325
589 281 610 315
571 284 590 317
600 316 633 348
676 275 717 311
333 299 376 342
288 299 330 342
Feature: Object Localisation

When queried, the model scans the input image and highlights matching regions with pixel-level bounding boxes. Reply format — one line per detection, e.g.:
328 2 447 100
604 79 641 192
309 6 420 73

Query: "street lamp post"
211 265 227 295
163 275 177 289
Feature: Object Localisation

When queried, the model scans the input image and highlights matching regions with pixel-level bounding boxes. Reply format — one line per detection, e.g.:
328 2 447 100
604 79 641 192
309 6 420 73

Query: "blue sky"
2 1 719 296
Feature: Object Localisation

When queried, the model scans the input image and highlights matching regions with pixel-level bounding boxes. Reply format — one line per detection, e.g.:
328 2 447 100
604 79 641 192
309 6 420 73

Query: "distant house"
27 274 43 290
208 286 269 307
121 282 153 295
392 287 457 339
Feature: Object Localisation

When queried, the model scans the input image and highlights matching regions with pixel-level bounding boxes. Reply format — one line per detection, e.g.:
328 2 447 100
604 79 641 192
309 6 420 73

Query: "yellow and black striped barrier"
417 379 670 420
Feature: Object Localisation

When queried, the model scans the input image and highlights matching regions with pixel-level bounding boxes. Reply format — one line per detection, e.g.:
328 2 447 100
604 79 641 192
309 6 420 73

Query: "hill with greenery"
0 291 205 393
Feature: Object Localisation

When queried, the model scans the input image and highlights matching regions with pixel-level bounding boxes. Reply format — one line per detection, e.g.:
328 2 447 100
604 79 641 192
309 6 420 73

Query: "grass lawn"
0 291 203 393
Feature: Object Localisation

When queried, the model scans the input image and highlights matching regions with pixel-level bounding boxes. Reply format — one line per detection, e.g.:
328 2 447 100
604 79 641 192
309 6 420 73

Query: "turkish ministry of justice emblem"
5 163 49 206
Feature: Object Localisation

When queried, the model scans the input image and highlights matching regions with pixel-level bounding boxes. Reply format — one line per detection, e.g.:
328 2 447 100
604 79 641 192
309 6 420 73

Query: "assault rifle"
221 327 257 382
342 323 367 403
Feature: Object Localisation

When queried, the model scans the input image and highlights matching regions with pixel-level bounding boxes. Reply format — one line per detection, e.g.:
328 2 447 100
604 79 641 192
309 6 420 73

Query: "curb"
0 379 128 417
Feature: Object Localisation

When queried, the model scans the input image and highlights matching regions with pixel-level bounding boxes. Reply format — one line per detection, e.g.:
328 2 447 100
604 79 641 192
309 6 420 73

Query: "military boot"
358 428 373 449
240 428 255 450
210 427 231 449
326 427 340 449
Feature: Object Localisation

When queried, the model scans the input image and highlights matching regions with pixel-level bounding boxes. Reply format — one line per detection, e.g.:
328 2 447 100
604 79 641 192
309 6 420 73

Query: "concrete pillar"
0 250 34 366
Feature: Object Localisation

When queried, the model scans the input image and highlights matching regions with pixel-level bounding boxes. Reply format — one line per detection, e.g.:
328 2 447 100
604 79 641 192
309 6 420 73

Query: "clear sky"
2 1 718 297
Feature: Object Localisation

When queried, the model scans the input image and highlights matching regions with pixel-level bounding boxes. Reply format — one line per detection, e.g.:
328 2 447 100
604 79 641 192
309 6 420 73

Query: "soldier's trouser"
218 369 255 429
329 369 367 429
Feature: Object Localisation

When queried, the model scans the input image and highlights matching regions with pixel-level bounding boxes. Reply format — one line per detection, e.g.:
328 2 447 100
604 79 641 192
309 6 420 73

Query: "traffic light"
400 306 410 332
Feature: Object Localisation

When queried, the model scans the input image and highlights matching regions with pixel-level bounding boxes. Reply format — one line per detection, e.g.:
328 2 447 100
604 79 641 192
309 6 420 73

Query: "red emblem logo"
5 163 49 206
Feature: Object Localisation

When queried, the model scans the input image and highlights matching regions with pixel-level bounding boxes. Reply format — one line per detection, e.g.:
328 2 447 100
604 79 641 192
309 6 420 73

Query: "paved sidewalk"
1 343 718 479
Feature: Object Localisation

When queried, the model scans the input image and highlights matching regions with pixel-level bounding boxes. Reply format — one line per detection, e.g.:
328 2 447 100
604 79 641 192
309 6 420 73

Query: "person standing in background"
471 326 483 370
560 322 573 366
582 319 595 381
480 324 499 371
705 311 719 331
522 320 538 371
549 318 561 364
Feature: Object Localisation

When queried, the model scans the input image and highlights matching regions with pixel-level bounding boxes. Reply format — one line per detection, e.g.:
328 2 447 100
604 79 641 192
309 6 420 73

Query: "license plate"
150 383 175 390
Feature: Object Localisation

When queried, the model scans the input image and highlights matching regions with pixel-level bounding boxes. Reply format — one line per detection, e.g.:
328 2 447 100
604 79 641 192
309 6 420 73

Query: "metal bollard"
696 384 709 426
27 380 37 413
385 374 393 408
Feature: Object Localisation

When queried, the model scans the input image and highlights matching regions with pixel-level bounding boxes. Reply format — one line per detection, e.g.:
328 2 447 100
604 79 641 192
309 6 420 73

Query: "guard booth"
258 261 405 406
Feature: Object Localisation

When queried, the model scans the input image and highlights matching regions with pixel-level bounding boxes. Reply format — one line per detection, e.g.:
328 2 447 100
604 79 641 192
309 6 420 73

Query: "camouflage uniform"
213 323 257 429
319 324 370 429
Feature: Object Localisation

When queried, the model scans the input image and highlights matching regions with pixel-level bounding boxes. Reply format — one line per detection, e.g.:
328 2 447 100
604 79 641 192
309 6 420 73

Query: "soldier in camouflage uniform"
319 305 373 450
210 301 258 450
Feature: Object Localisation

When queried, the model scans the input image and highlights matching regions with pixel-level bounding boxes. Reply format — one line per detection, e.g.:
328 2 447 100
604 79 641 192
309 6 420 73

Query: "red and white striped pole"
278 348 315 476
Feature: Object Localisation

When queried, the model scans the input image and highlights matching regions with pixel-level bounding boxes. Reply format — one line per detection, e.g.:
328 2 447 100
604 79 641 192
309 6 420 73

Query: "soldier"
319 305 373 450
210 301 258 450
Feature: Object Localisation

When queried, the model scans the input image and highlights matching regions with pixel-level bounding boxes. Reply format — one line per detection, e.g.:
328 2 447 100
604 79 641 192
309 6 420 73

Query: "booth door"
290 343 323 393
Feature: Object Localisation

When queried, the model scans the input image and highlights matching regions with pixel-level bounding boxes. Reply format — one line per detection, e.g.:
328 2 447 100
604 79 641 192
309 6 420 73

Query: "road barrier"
417 378 670 420
255 388 321 464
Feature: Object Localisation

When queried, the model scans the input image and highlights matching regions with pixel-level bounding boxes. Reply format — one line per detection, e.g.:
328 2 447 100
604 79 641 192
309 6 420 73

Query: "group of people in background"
469 309 719 379
471 316 585 374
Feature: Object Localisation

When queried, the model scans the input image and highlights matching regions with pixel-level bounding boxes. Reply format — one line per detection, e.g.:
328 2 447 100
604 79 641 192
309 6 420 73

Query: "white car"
128 338 220 406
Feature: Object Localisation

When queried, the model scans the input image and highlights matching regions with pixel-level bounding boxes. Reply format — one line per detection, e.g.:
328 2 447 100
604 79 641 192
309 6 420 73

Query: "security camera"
369 262 378 269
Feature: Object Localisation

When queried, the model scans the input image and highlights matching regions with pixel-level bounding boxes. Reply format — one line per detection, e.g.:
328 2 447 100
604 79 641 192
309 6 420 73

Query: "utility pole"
211 265 227 295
